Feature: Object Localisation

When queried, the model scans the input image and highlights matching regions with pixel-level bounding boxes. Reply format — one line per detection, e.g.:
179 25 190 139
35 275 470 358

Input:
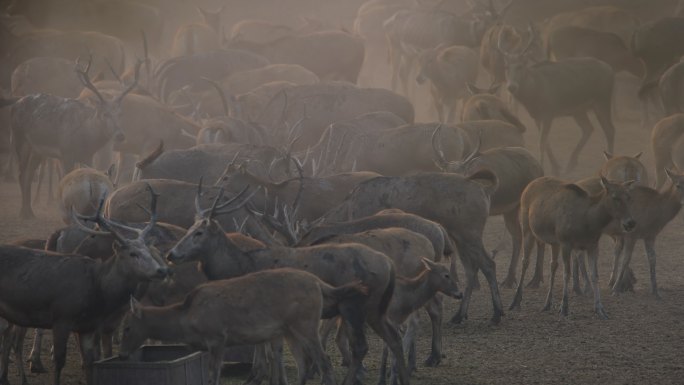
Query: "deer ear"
665 168 677 181
466 82 480 95
603 151 613 160
599 175 610 190
633 151 643 159
129 296 143 318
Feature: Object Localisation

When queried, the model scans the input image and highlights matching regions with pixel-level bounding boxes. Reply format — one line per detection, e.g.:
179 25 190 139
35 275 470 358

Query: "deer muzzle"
622 218 636 232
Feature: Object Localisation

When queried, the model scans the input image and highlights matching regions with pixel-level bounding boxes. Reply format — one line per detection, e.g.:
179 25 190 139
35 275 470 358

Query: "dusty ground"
2 74 684 385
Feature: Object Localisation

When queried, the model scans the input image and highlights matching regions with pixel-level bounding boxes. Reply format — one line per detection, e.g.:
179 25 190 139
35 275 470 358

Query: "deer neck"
96 256 143 309
201 231 255 280
140 305 185 342
587 192 617 231
391 271 434 324
661 183 683 216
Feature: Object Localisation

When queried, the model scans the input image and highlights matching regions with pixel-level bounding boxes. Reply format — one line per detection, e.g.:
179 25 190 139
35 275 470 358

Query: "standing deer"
120 269 364 385
510 176 635 319
651 113 684 188
500 33 617 174
575 169 684 298
0 185 168 385
460 83 527 132
166 182 411 385
432 133 543 288
10 57 140 218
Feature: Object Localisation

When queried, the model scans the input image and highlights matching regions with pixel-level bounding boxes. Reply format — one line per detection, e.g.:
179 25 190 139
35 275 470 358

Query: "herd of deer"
1 0 684 384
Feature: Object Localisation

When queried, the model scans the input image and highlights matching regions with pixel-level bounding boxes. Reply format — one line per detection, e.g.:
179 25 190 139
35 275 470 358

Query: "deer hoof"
29 360 47 373
449 312 465 325
595 307 609 320
423 353 441 367
500 276 517 289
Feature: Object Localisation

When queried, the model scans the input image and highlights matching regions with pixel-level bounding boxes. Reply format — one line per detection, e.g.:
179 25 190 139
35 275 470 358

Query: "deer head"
71 183 169 280
75 55 142 144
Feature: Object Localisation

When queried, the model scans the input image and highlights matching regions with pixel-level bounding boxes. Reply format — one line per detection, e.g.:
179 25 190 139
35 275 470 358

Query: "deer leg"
612 237 637 294
244 343 268 385
33 159 46 206
572 251 582 295
566 113 595 174
587 245 608 320
539 119 561 175
501 208 522 288
77 332 98 385
291 320 335 385
402 314 419 374
19 152 43 219
0 324 11 385
559 245 572 317
422 295 443 367
510 232 535 310
10 326 28 385
593 104 616 154
542 244 560 311
208 343 226 385
28 328 46 373
458 240 504 324
378 345 389 385
367 316 409 385
578 251 592 295
335 321 351 367
450 254 474 324
47 159 57 204
339 304 368 385
52 323 72 385
608 237 625 288
644 237 660 299
527 240 546 288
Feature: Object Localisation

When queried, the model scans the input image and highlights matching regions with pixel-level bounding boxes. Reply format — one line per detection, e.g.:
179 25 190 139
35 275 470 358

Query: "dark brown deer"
165 182 411 385
120 269 364 385
0 185 168 385
10 56 140 218
500 32 616 175
324 170 503 325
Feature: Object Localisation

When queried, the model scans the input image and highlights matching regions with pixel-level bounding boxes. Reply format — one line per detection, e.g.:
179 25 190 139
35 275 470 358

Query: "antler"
431 124 450 170
202 77 230 117
246 201 301 246
71 195 128 244
463 130 483 163
95 183 159 240
75 54 106 104
195 177 257 219
115 59 143 105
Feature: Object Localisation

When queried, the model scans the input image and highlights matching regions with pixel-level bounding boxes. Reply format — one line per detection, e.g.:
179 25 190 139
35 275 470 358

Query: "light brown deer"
510 176 635 319
575 169 684 298
58 166 115 225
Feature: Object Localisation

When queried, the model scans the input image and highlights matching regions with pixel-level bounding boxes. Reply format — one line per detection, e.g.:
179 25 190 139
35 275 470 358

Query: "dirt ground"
2 73 684 385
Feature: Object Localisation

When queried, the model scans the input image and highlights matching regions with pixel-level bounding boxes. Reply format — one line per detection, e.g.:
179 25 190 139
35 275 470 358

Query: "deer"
415 45 479 123
263 205 453 371
651 113 684 188
165 181 411 385
572 168 682 299
9 56 141 218
432 128 544 288
460 83 527 132
0 184 168 385
379 259 462 385
121 268 368 385
58 166 115 225
499 31 617 175
324 170 503 325
509 176 636 320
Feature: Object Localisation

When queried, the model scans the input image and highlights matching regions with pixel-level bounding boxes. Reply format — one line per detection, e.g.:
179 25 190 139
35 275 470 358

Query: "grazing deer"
499 32 616 175
510 176 635 319
120 269 366 385
0 184 168 385
166 182 411 385
10 56 140 218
